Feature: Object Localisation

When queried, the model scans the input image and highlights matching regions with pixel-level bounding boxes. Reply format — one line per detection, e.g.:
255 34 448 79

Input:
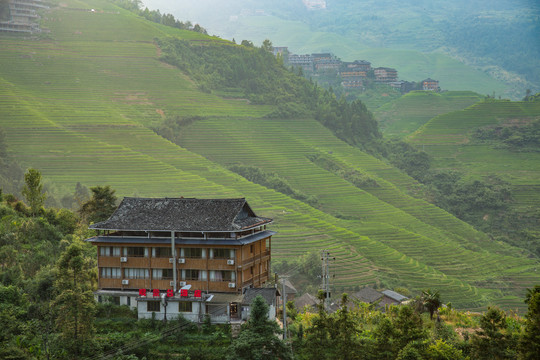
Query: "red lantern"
167 289 174 297
194 290 202 298
180 289 188 297
139 289 147 296
152 289 160 297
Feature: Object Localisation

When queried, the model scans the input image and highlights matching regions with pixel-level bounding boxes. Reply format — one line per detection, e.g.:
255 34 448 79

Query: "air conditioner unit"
169 258 175 263
120 257 127 263
178 258 185 264
227 259 235 265
179 281 187 286
122 279 129 285
170 281 175 286
228 282 236 288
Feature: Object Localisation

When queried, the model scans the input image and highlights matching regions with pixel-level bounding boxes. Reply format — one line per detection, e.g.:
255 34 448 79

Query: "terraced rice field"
408 100 540 231
1 0 538 310
374 91 484 137
179 116 539 308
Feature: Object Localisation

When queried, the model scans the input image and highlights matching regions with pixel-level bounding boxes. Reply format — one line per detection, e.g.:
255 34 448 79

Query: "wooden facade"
94 238 271 293
88 197 274 295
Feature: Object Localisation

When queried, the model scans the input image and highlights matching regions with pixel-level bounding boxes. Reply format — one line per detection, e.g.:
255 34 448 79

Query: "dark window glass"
147 301 160 312
184 248 203 258
178 302 192 312
213 249 230 259
185 269 199 280
154 247 172 258
127 247 145 257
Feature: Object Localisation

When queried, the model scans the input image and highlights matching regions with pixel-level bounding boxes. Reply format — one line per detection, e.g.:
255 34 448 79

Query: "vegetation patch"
228 164 319 207
472 118 540 152
306 153 380 189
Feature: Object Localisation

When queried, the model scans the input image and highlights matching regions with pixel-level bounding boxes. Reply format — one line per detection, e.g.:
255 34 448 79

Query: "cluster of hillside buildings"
0 0 49 33
87 196 409 325
273 47 440 93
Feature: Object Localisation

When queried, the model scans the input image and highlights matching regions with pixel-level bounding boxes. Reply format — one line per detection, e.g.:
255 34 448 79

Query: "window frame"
147 301 160 312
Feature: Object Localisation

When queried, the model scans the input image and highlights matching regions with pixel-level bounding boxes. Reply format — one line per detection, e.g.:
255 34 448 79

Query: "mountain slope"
0 0 538 310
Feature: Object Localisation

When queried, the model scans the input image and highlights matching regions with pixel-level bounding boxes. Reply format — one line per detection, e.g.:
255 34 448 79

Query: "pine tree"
21 168 46 215
228 295 292 360
519 286 540 359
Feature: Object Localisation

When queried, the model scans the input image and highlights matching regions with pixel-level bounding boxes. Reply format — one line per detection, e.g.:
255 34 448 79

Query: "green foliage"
422 289 442 320
229 164 318 207
518 285 540 359
157 37 380 146
21 168 46 215
382 140 430 180
473 118 540 152
307 153 380 189
53 241 96 356
471 307 518 359
79 185 118 224
425 339 464 360
228 295 292 360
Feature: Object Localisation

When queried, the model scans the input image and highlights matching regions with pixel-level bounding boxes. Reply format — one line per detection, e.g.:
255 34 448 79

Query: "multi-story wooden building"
422 78 439 91
374 67 398 83
86 197 274 322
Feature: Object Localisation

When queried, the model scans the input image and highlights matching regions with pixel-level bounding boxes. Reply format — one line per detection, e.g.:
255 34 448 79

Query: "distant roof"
422 78 438 82
382 290 408 302
295 293 318 310
89 197 272 232
352 287 383 303
281 279 298 294
243 288 279 306
312 53 332 57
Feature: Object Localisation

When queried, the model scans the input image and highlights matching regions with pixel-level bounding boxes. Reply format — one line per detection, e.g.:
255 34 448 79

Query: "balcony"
99 278 149 290
241 250 270 267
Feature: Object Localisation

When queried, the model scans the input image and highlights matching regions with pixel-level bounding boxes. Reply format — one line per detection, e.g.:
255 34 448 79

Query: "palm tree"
422 289 441 320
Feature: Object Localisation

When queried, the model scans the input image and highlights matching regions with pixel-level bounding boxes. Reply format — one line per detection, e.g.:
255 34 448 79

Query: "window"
124 268 149 279
182 269 207 281
182 248 204 259
126 297 131 307
178 302 192 312
212 248 234 259
209 270 235 282
152 268 173 280
99 246 121 257
250 245 254 253
100 267 122 279
147 301 160 312
126 247 146 257
153 247 172 258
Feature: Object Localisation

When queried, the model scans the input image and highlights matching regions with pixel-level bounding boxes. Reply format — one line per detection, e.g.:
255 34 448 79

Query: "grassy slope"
0 0 538 310
374 91 485 138
408 100 540 213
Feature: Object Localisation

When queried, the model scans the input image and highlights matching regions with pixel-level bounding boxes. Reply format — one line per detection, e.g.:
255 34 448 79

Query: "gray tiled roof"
352 287 383 304
295 293 318 310
243 288 279 306
382 290 408 302
89 197 272 232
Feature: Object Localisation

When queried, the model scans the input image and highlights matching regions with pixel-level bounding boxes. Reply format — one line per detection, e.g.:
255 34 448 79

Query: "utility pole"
281 276 288 340
320 250 334 311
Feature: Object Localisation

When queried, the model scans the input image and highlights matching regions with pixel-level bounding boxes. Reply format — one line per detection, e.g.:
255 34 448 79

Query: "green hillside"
374 91 484 138
1 0 539 310
408 99 540 256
